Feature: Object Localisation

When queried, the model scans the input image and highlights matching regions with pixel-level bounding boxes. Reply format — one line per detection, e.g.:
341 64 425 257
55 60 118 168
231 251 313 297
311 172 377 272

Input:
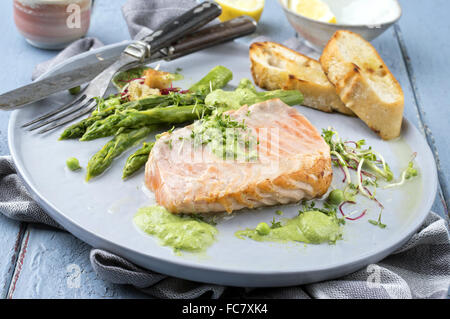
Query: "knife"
0 16 257 111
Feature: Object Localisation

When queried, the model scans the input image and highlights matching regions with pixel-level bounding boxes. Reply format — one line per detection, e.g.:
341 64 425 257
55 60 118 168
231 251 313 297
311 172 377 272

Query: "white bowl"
278 0 402 50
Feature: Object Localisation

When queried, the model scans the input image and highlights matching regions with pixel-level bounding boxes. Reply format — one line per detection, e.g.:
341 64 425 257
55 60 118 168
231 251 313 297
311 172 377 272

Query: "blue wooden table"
0 0 448 298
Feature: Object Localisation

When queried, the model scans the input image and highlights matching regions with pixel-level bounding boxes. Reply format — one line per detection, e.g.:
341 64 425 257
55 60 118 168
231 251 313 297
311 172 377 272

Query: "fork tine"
21 94 87 128
27 97 95 131
37 102 97 134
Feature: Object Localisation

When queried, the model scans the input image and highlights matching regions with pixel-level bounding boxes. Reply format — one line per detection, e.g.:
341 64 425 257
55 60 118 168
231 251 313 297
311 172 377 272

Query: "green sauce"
205 87 260 110
235 211 343 244
204 78 303 112
112 67 148 90
134 206 218 252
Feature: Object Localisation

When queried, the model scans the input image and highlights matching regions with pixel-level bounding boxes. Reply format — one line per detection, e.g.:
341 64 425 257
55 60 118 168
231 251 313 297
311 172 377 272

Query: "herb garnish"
384 153 418 189
164 139 173 150
299 200 346 225
322 128 394 199
368 210 386 229
321 128 419 229
270 217 282 229
190 111 258 161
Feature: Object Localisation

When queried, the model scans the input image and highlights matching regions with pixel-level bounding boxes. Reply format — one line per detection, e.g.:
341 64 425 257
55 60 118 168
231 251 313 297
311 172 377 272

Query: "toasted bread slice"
249 41 354 116
320 31 404 140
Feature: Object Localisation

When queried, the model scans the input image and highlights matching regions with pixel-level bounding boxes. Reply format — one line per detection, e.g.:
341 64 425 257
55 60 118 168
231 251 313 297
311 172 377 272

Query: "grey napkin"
90 210 450 298
122 0 203 40
32 37 104 81
1 154 449 299
4 0 449 299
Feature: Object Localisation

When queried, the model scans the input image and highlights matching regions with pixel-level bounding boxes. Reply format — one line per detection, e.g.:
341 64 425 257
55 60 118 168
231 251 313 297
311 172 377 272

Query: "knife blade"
0 16 257 111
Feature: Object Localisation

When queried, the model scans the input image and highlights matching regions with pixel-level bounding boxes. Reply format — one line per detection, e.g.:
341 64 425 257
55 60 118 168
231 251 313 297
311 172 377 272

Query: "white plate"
8 42 437 287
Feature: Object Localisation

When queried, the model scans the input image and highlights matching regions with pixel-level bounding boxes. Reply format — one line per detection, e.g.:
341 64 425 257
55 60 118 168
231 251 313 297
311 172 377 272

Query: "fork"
23 1 222 134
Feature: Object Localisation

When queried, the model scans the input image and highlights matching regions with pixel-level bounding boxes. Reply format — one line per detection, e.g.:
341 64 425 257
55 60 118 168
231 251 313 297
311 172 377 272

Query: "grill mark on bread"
249 41 354 116
320 30 404 140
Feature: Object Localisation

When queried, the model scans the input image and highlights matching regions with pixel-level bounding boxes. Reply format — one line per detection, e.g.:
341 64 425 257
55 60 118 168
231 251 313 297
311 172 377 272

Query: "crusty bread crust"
320 31 404 140
250 41 354 116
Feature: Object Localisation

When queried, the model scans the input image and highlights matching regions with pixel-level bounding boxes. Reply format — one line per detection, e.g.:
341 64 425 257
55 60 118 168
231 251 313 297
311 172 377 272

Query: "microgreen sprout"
338 201 367 221
368 210 386 229
322 128 420 230
357 159 374 199
331 151 352 184
384 153 418 189
323 128 393 182
322 128 420 231
322 128 398 203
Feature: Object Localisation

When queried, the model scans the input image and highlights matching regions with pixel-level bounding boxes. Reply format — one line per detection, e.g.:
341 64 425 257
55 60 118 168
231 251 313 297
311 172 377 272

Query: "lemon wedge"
216 0 265 22
290 0 337 24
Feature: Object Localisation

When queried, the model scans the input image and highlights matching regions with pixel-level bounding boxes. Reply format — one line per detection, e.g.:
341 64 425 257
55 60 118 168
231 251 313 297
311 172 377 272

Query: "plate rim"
8 41 439 286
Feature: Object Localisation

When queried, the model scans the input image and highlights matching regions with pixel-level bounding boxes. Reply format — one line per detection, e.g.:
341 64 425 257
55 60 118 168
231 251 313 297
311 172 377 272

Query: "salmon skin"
146 99 332 214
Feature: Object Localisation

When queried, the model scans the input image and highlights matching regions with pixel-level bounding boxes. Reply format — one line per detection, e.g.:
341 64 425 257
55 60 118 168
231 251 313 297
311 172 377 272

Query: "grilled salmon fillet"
145 99 332 214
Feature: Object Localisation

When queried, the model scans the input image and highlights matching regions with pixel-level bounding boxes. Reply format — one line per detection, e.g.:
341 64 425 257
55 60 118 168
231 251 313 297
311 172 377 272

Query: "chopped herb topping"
190 111 258 161
164 139 173 149
270 217 282 229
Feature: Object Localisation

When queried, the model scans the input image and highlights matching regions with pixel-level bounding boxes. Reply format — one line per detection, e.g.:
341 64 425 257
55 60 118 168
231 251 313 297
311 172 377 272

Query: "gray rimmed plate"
8 41 437 287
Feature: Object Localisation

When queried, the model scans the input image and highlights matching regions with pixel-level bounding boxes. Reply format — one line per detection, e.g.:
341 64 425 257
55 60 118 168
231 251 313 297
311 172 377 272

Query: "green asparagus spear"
81 86 303 141
80 104 209 141
189 66 233 95
122 142 155 179
60 93 202 140
61 66 228 140
59 96 122 140
86 126 157 181
237 77 303 106
60 115 103 140
205 84 304 110
254 89 304 106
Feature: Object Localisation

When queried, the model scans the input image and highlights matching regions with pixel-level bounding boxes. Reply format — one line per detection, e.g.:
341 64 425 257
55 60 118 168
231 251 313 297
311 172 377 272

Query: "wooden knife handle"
164 16 258 61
